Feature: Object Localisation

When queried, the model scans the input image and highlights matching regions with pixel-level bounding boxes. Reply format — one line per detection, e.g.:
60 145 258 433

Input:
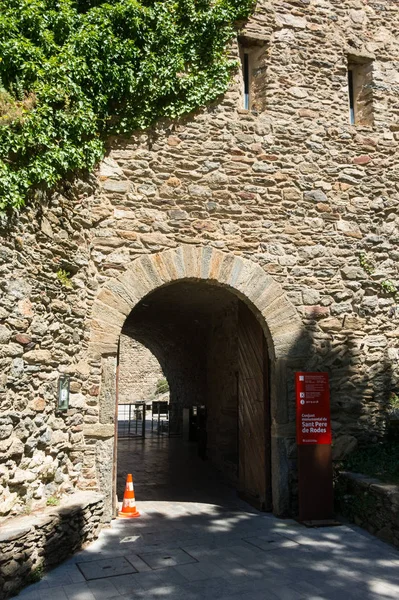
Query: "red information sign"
296 372 331 445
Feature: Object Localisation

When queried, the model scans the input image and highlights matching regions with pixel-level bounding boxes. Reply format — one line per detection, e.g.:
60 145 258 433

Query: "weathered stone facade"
118 336 163 404
0 492 103 599
0 0 398 522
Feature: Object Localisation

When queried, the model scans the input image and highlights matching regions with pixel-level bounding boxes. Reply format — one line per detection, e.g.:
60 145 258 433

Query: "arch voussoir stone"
121 261 155 301
227 259 258 295
137 254 167 290
151 247 180 282
226 256 248 288
96 286 133 317
263 297 300 329
89 319 120 358
208 248 225 280
241 268 273 306
254 281 285 314
105 279 141 312
91 300 127 330
215 253 238 285
170 246 186 279
181 244 202 279
198 245 215 280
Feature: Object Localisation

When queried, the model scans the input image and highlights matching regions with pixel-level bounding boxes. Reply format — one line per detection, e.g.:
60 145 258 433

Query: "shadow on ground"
19 492 399 600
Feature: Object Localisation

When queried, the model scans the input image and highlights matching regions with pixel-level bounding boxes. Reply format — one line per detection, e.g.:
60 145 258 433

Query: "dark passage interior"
118 280 272 511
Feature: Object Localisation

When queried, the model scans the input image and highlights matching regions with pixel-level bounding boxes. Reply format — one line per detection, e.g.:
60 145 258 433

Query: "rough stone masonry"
0 0 398 523
118 336 164 404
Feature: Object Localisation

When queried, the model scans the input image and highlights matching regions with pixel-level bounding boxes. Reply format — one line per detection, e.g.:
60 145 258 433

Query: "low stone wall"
335 471 399 548
0 491 104 600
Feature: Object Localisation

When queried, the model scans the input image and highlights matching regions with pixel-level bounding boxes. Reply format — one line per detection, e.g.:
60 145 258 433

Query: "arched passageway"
89 246 304 520
119 280 272 511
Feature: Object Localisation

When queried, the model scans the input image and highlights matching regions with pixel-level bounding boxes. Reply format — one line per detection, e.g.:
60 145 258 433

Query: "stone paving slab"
77 557 137 581
137 548 197 570
16 500 399 600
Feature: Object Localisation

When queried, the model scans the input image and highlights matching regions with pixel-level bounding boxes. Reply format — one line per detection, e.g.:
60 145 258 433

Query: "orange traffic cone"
118 474 140 518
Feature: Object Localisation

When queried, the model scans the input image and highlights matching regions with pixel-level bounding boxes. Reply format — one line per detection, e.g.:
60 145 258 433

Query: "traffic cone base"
118 473 140 519
118 509 140 518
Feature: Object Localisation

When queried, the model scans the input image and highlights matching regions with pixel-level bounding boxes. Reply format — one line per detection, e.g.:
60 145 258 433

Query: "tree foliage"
0 0 254 210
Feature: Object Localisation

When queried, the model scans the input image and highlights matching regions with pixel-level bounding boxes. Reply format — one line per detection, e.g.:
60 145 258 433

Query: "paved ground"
18 436 399 600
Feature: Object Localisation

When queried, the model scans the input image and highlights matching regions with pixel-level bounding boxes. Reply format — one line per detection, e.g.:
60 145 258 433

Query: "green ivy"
0 0 254 210
359 251 399 309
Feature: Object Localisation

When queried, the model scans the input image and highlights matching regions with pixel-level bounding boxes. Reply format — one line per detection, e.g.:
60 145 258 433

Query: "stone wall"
335 471 399 548
0 0 398 519
0 492 103 600
118 335 163 403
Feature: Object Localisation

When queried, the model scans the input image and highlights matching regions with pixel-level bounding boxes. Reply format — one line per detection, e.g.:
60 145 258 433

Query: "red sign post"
296 372 334 523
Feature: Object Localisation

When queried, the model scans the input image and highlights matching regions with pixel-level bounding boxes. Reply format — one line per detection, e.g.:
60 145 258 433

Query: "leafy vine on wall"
0 0 254 211
359 251 399 317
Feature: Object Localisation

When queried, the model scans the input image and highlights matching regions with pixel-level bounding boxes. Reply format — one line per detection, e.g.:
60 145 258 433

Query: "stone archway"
88 245 305 521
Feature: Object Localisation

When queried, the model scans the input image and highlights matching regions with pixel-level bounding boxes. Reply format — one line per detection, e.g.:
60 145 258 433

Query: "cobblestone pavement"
18 437 399 600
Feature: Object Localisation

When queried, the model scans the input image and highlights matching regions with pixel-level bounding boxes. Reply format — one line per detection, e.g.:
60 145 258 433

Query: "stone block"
102 180 130 193
171 246 186 280
152 249 179 283
229 260 257 294
181 245 201 279
88 342 118 360
23 350 53 365
244 269 275 306
275 13 307 29
83 424 114 439
29 398 46 412
262 297 299 330
0 325 12 344
217 253 237 285
199 246 215 280
254 281 284 313
91 301 126 330
89 320 120 348
119 264 153 303
138 254 167 290
304 189 328 203
102 280 139 313
99 157 124 179
208 249 225 282
140 232 176 248
99 356 117 425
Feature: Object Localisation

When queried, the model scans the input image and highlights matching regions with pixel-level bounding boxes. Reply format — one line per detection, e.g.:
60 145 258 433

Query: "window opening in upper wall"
347 56 374 126
348 69 355 124
243 52 250 110
239 38 268 114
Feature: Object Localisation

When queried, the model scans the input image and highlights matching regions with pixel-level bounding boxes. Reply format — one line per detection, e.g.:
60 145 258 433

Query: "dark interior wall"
206 299 240 482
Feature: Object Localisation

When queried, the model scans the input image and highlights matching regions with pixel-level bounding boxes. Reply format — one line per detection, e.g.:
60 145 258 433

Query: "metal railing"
151 401 169 435
117 403 146 438
117 402 170 438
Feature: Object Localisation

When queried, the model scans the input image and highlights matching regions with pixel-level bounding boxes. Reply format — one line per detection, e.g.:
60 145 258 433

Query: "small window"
243 52 250 110
239 39 268 114
348 69 355 124
347 56 374 126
